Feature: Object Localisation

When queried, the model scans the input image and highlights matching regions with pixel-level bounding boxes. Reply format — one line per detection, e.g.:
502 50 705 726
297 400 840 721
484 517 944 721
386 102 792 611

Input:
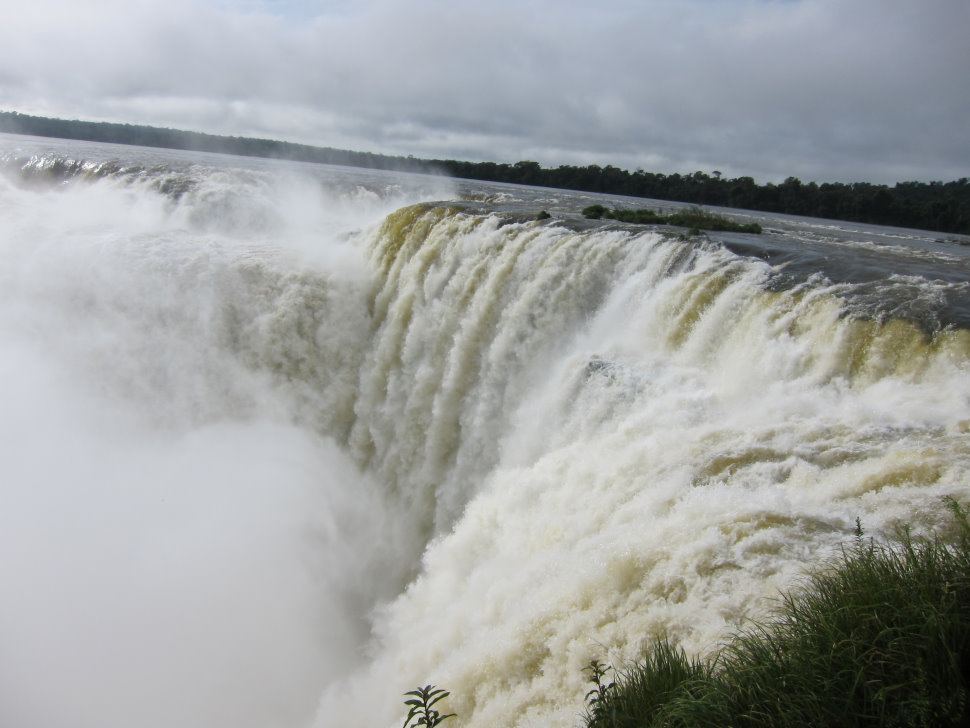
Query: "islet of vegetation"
582 203 763 234
409 501 970 727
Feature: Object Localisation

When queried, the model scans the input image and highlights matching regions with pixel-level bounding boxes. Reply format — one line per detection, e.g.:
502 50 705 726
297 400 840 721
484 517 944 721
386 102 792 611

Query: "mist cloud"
0 165 422 728
1 0 967 182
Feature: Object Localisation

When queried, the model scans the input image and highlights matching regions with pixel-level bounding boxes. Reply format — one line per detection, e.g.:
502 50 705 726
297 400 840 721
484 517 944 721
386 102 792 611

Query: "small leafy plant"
402 684 456 728
583 659 618 727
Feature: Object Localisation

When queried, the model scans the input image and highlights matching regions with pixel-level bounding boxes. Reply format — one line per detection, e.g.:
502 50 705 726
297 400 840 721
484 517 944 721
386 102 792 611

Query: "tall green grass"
585 504 970 728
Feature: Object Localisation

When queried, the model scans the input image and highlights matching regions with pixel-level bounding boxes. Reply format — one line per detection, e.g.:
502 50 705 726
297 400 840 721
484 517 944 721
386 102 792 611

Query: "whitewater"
1 134 968 728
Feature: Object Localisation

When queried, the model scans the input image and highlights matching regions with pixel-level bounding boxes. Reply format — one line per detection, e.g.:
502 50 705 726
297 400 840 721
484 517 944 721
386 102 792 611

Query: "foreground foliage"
402 685 455 728
585 505 970 728
582 204 763 234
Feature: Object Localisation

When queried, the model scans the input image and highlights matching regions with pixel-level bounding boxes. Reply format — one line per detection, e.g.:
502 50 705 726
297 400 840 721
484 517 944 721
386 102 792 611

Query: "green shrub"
664 206 762 233
610 208 665 224
582 204 609 219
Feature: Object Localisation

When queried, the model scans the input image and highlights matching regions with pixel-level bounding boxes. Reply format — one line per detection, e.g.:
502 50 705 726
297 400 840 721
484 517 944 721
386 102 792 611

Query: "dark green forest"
2 111 968 235
435 159 970 236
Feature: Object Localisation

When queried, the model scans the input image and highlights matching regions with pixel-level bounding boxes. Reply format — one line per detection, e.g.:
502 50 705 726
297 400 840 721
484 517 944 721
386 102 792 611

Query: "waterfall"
1 137 967 728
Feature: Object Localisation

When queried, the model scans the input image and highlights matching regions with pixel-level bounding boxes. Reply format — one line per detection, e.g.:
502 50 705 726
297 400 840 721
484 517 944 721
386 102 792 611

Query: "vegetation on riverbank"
442 160 970 236
582 204 763 233
582 504 970 728
2 111 968 235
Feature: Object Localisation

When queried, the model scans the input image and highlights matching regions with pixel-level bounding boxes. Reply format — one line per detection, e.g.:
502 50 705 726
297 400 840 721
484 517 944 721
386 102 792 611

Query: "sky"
1 0 968 184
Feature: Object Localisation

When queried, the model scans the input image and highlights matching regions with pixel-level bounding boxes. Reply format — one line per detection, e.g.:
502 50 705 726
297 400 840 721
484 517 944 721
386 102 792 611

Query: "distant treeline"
2 111 968 235
432 159 970 236
0 111 427 173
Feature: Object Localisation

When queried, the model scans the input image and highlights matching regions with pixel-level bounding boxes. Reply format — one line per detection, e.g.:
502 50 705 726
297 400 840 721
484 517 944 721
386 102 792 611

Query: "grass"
583 504 970 728
582 204 762 234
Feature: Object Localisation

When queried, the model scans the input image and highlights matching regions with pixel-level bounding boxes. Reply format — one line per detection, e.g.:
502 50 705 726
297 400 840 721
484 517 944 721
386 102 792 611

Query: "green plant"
583 659 618 727
583 643 709 728
402 685 456 728
609 208 664 224
664 206 762 233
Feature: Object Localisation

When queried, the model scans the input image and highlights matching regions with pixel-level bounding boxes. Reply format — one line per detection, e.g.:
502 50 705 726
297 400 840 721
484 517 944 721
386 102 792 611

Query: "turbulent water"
1 134 969 728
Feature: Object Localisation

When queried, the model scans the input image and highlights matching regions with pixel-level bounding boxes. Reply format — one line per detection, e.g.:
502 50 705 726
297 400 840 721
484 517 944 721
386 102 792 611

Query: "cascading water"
321 203 970 728
0 135 967 728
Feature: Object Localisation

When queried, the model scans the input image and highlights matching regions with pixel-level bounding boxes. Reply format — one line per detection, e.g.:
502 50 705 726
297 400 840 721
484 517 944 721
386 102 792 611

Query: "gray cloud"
1 0 967 182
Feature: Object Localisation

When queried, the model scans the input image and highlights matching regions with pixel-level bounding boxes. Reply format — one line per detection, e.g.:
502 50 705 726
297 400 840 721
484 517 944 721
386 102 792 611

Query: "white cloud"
1 0 967 182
